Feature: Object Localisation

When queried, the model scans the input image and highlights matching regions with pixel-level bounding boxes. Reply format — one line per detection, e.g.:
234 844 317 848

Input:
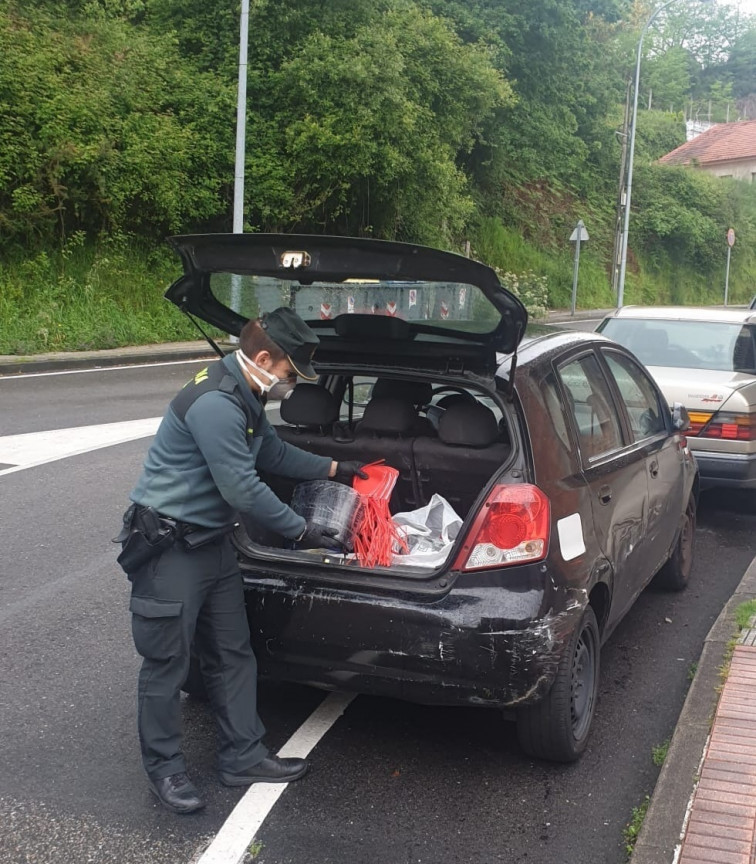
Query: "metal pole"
571 222 583 316
724 245 732 306
617 0 682 309
229 0 250 333
233 0 249 235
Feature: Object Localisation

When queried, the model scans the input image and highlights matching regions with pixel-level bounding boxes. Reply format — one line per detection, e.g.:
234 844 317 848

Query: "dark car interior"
243 376 512 550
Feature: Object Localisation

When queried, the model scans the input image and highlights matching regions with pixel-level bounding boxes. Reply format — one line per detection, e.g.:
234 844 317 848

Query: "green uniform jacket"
131 354 332 537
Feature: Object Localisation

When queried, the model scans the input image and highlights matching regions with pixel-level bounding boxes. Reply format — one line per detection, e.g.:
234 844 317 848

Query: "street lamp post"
616 0 713 308
229 0 250 333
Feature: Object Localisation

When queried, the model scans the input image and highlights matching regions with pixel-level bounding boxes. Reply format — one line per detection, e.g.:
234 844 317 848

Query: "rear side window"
541 373 572 452
558 354 623 461
603 352 667 441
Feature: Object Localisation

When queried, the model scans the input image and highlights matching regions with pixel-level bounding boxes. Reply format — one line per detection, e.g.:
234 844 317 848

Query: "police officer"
118 308 365 814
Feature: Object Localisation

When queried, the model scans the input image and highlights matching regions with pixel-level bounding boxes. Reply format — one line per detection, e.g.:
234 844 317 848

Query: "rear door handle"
598 484 612 505
649 460 659 478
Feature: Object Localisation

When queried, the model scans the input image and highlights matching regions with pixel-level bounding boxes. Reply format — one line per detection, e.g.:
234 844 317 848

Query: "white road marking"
197 691 356 864
0 418 161 476
0 358 211 380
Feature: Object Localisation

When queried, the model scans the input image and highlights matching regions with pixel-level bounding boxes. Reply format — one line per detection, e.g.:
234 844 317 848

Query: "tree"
243 5 512 242
0 4 233 249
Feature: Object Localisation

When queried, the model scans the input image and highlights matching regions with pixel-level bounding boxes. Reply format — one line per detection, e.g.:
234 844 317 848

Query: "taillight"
688 411 756 441
454 484 550 571
686 412 713 436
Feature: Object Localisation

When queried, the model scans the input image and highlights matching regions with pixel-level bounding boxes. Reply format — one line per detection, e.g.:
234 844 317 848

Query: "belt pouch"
182 525 234 551
117 529 174 573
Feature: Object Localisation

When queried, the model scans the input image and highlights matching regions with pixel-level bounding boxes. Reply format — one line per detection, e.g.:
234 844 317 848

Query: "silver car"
597 306 756 489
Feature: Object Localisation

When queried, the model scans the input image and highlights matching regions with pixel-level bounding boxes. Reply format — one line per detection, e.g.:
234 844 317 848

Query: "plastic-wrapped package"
291 480 362 551
391 494 463 568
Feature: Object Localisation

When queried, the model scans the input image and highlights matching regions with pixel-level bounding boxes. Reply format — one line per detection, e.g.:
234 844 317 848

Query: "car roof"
603 305 756 325
497 329 616 377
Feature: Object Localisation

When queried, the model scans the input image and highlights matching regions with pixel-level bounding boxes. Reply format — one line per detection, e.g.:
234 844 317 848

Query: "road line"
0 418 161 476
0 358 211 380
196 691 355 864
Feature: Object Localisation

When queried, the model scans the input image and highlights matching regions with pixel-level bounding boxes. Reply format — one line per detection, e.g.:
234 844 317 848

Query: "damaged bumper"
243 573 586 709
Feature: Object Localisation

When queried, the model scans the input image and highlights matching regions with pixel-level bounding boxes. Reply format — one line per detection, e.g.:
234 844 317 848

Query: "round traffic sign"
727 228 736 247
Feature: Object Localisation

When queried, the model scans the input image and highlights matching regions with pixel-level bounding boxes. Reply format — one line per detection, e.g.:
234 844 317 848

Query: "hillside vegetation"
1 0 755 353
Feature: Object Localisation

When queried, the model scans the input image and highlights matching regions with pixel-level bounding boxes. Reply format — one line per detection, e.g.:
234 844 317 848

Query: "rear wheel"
516 606 600 763
654 494 696 592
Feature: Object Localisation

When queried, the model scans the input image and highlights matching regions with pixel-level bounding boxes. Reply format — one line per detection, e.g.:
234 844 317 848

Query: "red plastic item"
351 462 408 567
352 463 399 500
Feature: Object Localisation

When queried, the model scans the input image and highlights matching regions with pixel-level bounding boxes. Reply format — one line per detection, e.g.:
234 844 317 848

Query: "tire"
516 606 600 763
654 494 696 592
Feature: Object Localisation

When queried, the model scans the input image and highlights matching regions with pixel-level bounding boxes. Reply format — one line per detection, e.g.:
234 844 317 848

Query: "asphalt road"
0 360 753 864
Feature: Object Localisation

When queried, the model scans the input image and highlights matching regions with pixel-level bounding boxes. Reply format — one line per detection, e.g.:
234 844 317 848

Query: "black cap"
261 307 319 380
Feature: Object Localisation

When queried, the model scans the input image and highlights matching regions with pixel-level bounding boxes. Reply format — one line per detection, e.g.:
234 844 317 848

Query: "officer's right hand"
296 522 341 550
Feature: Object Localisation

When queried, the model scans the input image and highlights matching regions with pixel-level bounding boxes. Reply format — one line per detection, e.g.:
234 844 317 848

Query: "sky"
723 0 756 16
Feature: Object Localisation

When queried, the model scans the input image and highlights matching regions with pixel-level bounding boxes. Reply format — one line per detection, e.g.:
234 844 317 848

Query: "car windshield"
600 318 756 373
208 274 500 333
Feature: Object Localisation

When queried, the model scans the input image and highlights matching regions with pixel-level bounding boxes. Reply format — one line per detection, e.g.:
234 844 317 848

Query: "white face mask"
236 349 280 394
268 380 297 401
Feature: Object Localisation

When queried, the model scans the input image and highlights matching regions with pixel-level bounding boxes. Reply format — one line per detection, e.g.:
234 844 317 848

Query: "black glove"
296 522 341 550
334 460 369 482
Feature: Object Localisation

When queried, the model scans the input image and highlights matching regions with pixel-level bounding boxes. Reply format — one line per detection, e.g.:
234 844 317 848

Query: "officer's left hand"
334 460 369 482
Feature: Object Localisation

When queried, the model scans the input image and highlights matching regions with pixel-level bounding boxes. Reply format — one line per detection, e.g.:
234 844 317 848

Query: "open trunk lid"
164 234 528 375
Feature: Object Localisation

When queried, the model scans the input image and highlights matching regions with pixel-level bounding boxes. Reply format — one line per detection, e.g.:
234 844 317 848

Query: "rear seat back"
352 397 420 511
413 402 509 516
276 383 339 446
274 390 421 512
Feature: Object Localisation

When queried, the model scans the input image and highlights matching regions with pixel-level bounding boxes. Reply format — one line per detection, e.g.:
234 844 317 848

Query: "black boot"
148 772 205 813
219 755 309 786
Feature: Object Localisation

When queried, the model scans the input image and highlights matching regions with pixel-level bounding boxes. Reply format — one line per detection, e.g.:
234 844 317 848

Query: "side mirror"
671 402 690 432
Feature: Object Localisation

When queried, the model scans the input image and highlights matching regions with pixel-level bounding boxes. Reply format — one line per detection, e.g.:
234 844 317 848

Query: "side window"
604 352 666 440
541 372 572 451
558 354 624 461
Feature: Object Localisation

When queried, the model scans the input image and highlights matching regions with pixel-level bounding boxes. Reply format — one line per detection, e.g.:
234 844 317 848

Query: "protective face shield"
236 349 280 394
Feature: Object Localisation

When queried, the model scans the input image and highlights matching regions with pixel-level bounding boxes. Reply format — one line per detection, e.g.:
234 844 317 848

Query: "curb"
629 557 756 864
0 342 215 375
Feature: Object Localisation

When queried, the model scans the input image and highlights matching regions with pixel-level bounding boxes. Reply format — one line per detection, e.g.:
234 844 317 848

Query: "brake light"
454 484 550 571
689 411 756 441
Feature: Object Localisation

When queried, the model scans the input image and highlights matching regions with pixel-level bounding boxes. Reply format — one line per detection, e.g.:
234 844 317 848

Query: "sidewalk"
631 559 756 864
677 634 756 864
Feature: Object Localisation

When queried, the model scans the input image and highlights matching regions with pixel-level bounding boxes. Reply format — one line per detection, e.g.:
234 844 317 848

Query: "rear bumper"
243 574 584 709
691 449 756 489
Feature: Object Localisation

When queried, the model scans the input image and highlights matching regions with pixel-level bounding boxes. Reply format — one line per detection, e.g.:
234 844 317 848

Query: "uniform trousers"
128 535 268 780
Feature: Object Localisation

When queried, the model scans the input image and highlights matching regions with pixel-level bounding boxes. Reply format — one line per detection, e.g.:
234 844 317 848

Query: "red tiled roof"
659 119 756 166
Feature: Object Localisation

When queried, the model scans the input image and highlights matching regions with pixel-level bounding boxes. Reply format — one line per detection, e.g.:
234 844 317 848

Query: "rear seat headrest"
438 402 499 447
280 384 338 428
372 378 433 407
358 397 417 436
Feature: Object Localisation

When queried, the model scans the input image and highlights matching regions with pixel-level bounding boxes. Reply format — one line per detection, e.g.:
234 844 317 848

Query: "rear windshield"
208 274 500 334
600 318 756 373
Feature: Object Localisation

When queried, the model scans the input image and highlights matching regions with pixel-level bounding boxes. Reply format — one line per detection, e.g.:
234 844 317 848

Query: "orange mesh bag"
351 462 408 567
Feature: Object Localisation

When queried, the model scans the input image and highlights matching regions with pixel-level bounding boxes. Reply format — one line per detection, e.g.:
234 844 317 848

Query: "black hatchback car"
167 234 698 762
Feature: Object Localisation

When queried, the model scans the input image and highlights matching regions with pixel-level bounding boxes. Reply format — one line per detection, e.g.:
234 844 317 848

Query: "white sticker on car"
558 513 586 561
